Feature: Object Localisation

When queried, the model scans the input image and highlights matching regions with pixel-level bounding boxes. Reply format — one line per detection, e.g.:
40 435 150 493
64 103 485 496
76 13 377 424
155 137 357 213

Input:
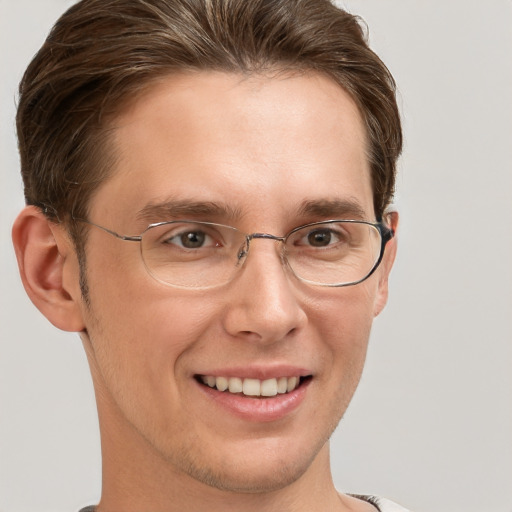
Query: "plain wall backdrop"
1 1 511 511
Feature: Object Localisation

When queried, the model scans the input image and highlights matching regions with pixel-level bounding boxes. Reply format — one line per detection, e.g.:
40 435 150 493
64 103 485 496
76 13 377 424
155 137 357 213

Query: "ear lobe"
373 211 399 317
12 206 85 332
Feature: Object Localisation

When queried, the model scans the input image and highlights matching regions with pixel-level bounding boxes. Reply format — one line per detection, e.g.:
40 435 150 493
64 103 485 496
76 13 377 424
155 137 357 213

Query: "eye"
306 229 335 247
165 229 218 249
297 227 346 248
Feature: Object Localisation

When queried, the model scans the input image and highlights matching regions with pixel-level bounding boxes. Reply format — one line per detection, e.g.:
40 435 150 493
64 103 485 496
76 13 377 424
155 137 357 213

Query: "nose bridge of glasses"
237 232 286 262
247 233 286 243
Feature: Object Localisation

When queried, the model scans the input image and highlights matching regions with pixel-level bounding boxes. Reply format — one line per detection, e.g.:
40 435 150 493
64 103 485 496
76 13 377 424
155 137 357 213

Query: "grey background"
1 1 511 511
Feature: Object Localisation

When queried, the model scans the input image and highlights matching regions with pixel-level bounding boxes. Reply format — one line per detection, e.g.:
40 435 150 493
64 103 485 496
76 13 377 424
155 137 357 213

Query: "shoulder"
350 494 412 512
373 496 411 512
78 498 411 512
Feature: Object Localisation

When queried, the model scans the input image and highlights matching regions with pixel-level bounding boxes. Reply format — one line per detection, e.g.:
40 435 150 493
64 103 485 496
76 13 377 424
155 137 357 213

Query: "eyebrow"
297 198 369 220
136 197 369 225
136 200 243 224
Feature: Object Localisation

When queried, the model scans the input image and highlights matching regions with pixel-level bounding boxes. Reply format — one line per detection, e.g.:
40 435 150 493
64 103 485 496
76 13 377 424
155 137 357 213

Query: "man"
11 0 406 511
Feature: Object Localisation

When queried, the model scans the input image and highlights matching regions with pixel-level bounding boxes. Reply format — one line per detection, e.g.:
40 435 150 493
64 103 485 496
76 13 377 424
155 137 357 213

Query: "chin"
170 433 329 494
185 456 312 494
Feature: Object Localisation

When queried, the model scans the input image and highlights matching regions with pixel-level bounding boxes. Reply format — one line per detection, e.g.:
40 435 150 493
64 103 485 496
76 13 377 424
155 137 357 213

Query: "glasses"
76 218 394 289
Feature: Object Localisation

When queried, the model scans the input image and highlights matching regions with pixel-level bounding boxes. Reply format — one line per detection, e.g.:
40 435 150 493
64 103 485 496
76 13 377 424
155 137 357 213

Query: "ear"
373 211 399 317
12 206 85 332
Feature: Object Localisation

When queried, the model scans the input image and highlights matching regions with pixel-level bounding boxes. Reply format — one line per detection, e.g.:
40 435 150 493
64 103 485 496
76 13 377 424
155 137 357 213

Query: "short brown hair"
17 0 401 227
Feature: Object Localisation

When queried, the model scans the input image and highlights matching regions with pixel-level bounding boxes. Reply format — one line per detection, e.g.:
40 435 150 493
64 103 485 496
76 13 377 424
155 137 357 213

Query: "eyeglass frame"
68 215 394 289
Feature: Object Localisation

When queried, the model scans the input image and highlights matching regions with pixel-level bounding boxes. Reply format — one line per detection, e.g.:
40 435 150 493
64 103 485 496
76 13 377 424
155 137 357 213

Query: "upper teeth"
200 376 300 397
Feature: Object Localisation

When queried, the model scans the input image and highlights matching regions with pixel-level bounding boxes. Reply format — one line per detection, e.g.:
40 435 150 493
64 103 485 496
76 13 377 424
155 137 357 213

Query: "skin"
13 70 397 512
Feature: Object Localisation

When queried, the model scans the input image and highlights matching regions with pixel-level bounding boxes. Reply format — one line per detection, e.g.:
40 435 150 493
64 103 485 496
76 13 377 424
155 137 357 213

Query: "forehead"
91 70 373 227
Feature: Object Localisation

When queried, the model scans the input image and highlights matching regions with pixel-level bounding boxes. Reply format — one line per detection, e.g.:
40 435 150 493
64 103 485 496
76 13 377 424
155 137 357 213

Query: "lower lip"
196 379 311 422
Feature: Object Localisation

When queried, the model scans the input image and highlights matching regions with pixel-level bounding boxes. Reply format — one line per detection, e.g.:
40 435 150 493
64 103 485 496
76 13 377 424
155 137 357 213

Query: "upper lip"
194 364 313 380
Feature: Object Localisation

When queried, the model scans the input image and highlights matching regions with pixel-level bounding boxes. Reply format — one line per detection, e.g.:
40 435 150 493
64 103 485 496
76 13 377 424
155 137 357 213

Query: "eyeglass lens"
139 221 383 288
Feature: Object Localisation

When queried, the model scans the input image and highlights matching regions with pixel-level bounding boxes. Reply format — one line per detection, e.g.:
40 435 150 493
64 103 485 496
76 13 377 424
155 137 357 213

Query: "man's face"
76 71 394 492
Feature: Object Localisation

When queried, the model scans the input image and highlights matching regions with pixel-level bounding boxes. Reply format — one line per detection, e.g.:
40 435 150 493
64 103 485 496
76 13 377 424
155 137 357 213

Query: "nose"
222 238 307 344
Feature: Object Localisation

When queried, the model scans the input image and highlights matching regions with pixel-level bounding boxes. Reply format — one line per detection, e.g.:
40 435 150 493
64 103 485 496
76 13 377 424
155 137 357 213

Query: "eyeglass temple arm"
74 218 142 242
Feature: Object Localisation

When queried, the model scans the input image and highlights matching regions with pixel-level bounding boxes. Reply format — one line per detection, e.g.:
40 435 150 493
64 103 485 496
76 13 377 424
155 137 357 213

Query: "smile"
197 375 309 397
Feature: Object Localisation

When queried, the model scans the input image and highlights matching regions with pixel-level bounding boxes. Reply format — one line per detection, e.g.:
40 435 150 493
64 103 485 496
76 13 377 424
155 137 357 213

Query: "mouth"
195 375 312 398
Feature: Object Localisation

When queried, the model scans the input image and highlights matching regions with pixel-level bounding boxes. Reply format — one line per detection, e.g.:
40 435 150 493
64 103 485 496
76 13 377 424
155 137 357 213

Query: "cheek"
87 286 216 368
307 281 377 346
306 284 376 385
85 240 210 343
82 285 222 441
82 245 220 393
298 286 376 435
